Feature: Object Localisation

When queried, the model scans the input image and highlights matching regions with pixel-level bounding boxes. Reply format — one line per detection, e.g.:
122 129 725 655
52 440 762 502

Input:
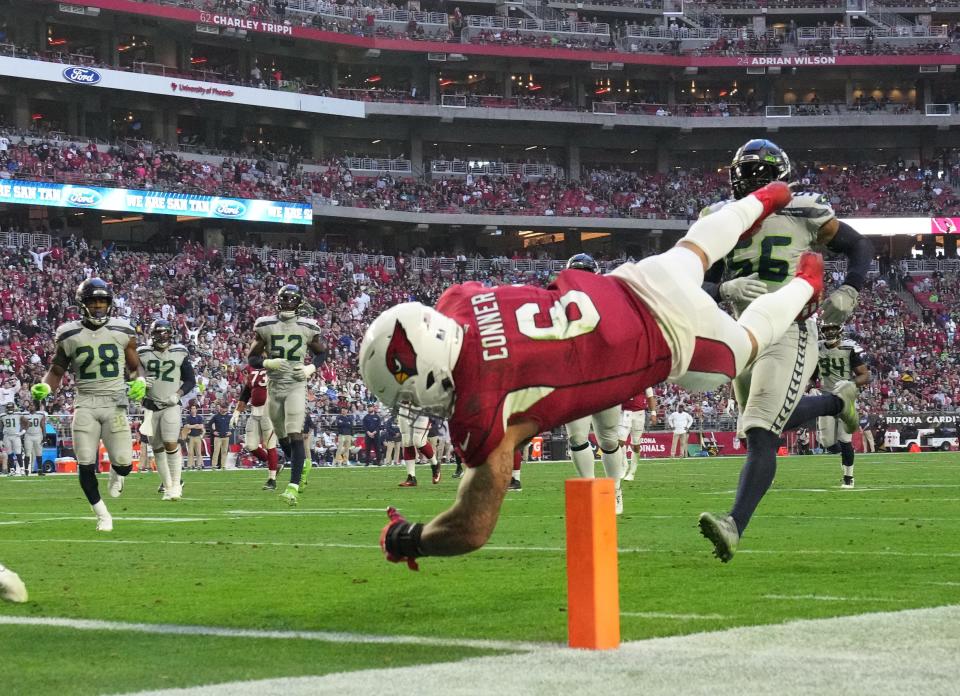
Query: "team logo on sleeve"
385 322 418 384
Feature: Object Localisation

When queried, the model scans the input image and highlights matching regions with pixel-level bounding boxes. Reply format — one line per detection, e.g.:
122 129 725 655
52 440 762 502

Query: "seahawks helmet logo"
385 321 418 385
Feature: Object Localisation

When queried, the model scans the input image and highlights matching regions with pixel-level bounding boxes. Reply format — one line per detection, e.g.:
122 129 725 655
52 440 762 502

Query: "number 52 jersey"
55 318 137 406
436 272 672 467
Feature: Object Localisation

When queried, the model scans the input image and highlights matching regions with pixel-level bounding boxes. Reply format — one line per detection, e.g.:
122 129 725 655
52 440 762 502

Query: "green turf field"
1 453 958 694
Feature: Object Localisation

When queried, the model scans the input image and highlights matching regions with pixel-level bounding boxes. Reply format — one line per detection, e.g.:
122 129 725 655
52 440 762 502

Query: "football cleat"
842 475 855 489
615 486 624 515
794 251 825 320
749 180 793 223
108 469 124 498
622 472 635 482
161 490 176 502
832 380 861 435
698 512 740 563
262 478 277 491
431 463 441 484
398 475 417 487
507 478 522 492
96 514 113 533
279 484 299 506
452 467 464 479
0 564 28 603
157 482 164 494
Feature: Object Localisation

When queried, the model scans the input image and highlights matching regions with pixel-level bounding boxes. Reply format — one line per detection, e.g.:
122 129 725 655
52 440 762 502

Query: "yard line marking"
226 509 387 515
621 612 732 620
2 537 959 558
927 581 960 587
763 594 902 603
0 616 549 652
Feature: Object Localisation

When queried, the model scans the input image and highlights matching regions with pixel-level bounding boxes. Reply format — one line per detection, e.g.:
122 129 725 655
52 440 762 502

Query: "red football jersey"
622 389 654 412
437 271 671 467
244 368 269 407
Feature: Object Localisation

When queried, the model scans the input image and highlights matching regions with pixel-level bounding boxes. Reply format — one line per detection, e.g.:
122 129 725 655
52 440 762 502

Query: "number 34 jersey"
436 272 672 467
703 191 835 316
55 318 137 405
137 343 190 403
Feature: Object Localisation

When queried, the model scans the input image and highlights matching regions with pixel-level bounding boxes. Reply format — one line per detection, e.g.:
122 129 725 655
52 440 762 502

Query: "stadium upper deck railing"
0 231 53 249
430 160 566 179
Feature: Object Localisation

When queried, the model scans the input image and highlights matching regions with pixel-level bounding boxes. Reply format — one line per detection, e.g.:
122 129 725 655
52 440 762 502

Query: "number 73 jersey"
436 272 672 467
703 191 835 316
55 318 137 404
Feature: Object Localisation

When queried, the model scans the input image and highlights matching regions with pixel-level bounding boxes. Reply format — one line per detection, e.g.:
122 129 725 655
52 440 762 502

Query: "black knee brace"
78 464 101 505
570 441 591 452
600 445 620 455
112 464 133 477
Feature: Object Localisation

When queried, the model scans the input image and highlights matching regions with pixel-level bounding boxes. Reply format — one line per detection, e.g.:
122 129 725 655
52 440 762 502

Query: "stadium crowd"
0 228 957 448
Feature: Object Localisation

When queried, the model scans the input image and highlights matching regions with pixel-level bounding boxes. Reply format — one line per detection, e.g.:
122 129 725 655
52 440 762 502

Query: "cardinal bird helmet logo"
385 321 418 384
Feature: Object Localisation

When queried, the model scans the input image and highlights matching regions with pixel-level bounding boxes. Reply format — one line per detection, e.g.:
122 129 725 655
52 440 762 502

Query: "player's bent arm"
124 338 145 378
179 360 197 396
308 336 328 366
420 420 538 556
247 336 266 368
39 346 70 394
818 219 872 292
853 364 871 388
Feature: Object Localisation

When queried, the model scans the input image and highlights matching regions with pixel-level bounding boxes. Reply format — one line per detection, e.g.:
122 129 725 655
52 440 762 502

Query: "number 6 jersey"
436 272 672 466
54 318 137 406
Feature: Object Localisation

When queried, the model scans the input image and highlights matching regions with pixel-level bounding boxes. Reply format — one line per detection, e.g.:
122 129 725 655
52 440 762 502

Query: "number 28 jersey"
702 191 834 316
55 319 137 406
436 271 672 467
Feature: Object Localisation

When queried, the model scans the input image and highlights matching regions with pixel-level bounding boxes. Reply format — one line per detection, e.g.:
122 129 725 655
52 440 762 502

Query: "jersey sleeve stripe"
56 328 83 342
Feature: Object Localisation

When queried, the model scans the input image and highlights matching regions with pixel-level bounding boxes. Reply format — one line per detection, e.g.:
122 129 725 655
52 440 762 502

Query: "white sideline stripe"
121 605 960 696
2 537 960 560
0 616 547 652
763 594 902 603
621 612 731 620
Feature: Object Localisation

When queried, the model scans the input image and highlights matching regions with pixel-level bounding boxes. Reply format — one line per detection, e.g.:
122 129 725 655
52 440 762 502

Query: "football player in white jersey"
619 387 657 481
138 320 195 501
0 562 27 603
561 254 627 514
21 403 47 476
31 278 147 531
248 285 326 506
698 139 872 562
816 323 871 488
1 403 23 475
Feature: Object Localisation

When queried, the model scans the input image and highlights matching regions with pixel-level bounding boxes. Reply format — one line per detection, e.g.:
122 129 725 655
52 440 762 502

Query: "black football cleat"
399 475 417 487
263 478 277 491
507 478 522 491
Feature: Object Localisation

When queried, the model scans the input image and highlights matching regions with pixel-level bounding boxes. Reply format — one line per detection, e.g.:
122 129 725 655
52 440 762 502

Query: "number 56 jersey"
55 318 137 406
436 272 672 467
703 191 834 315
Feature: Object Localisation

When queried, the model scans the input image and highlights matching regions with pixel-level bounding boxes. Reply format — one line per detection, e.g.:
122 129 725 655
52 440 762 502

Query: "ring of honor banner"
0 179 312 225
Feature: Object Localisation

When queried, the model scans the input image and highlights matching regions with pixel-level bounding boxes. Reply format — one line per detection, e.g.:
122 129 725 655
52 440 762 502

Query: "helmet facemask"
277 286 303 320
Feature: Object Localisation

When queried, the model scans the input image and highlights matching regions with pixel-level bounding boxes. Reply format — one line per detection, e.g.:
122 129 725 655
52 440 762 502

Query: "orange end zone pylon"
565 478 620 649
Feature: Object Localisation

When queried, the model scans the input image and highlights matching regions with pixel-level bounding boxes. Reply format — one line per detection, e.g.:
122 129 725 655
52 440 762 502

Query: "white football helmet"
359 302 464 419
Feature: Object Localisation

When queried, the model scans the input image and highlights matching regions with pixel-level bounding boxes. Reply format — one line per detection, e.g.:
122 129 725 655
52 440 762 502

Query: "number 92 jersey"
254 314 321 388
55 318 137 405
702 191 835 315
436 272 672 467
137 343 189 404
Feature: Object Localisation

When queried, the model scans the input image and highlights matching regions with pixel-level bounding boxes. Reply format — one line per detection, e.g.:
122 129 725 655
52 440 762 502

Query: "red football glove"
380 506 421 571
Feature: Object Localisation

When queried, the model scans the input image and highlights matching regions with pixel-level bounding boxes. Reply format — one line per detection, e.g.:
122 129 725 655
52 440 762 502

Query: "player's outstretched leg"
678 181 793 276
78 464 112 532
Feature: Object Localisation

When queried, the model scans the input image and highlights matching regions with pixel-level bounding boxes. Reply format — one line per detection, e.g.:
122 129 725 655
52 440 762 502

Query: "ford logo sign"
66 188 103 207
62 67 102 85
214 200 246 218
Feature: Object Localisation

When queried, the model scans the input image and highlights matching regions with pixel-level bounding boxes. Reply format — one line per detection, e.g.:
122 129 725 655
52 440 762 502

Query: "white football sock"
154 449 172 491
627 451 640 477
737 278 814 351
842 465 854 477
92 499 110 518
571 445 595 478
680 195 764 267
404 458 416 478
167 449 183 492
601 445 625 482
